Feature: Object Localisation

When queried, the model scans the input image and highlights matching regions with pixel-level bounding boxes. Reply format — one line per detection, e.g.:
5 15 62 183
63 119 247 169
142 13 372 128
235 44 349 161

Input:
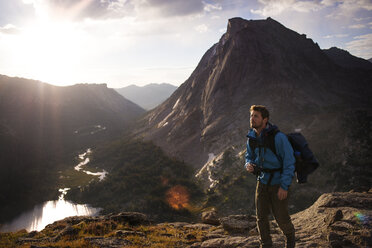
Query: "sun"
11 19 85 86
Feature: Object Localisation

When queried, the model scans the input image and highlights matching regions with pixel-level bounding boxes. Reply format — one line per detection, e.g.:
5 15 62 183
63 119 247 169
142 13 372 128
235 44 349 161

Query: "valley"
0 16 371 247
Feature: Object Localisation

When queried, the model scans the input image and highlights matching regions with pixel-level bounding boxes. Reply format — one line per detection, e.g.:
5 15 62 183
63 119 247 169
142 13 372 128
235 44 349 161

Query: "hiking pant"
256 181 295 248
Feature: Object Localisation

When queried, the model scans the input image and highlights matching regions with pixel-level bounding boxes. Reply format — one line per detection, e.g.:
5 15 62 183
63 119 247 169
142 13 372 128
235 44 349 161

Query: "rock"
191 236 254 248
30 246 53 248
109 212 149 225
114 230 145 237
184 223 214 230
317 192 372 209
202 209 220 225
201 234 227 241
327 232 352 248
324 209 343 226
186 233 196 240
53 225 80 241
329 221 353 232
85 237 132 248
291 191 372 247
159 222 190 228
27 231 38 238
16 238 45 244
219 215 256 234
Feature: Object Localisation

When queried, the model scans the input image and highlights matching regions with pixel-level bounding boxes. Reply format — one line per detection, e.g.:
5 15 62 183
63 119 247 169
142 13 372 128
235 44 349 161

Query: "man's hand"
246 163 255 173
277 187 288 200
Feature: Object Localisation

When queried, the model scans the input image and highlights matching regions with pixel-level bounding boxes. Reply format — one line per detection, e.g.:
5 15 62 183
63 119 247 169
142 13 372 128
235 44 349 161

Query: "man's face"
250 110 267 129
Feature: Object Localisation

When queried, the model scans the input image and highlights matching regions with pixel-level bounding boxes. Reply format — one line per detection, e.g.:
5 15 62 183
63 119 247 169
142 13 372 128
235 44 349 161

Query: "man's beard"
251 121 264 129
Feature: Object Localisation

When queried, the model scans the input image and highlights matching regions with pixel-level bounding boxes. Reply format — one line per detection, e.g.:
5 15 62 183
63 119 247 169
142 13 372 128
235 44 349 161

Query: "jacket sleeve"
275 133 295 190
245 139 254 168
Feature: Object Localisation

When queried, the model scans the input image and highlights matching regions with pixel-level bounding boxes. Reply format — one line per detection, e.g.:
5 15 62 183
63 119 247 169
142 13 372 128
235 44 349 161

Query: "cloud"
146 0 205 17
323 34 349 39
0 24 21 35
251 0 372 19
251 0 323 16
346 33 372 59
25 0 207 21
204 2 222 12
323 0 372 20
195 24 208 33
349 24 366 29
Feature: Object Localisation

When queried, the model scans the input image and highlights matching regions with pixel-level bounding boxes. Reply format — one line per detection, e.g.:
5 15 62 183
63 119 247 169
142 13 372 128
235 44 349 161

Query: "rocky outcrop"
1 191 370 247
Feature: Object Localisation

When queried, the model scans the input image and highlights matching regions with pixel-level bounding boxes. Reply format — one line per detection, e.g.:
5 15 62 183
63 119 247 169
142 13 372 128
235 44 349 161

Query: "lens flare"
166 185 190 210
354 212 370 225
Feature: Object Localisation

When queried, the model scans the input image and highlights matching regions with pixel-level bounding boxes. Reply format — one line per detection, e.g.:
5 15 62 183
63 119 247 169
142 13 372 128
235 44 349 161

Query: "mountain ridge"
323 47 372 70
115 83 177 110
135 17 372 168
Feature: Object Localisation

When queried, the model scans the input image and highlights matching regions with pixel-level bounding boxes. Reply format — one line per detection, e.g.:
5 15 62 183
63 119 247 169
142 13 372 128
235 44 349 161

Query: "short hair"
250 105 269 120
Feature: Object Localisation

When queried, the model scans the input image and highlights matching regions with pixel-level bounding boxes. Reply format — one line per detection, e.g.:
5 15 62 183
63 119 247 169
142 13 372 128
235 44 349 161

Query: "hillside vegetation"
67 138 204 222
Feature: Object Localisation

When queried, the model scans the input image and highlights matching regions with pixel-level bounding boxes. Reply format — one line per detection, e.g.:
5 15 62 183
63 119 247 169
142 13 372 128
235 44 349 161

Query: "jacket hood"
247 122 279 138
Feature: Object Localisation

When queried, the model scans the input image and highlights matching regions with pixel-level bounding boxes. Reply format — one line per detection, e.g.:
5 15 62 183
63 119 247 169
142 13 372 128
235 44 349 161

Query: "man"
245 105 296 248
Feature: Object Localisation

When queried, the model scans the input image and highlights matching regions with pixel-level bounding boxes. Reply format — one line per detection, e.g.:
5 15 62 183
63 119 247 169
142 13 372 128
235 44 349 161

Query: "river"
0 149 106 232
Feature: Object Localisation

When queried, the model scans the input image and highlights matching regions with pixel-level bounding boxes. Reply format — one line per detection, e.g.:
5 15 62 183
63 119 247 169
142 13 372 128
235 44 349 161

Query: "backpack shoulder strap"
248 137 258 153
264 129 279 156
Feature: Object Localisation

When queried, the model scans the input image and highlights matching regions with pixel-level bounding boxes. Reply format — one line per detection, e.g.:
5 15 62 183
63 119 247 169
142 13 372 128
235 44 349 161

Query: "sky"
0 0 371 88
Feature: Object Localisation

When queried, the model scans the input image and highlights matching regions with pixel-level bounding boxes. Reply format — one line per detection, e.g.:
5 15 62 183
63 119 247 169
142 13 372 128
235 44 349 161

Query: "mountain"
0 75 145 155
369 58 372 63
136 17 372 168
134 17 372 215
323 47 372 70
1 191 371 247
0 75 145 222
115 83 177 110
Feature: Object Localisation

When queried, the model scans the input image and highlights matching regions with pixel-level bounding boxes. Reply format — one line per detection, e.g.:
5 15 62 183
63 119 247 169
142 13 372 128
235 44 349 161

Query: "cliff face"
2 191 371 247
136 17 372 169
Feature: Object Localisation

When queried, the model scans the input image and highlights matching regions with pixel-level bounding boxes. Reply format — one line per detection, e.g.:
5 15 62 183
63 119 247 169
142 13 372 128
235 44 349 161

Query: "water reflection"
75 148 107 181
0 189 100 232
0 149 106 233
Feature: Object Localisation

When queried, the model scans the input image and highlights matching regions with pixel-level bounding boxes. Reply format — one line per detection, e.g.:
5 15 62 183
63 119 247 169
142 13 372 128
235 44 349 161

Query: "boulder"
324 209 343 226
109 212 149 225
201 209 220 225
219 215 256 234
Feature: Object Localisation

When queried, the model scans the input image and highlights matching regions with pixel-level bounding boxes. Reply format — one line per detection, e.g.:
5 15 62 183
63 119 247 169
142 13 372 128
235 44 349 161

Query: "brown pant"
255 181 295 248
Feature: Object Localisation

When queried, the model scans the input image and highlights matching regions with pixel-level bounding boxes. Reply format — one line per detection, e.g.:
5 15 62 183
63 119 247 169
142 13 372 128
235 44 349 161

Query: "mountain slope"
0 75 145 222
135 17 372 170
323 47 372 70
115 83 177 110
0 75 145 153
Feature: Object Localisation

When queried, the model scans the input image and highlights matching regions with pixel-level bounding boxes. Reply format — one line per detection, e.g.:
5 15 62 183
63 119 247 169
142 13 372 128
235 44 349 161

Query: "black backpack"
248 130 319 184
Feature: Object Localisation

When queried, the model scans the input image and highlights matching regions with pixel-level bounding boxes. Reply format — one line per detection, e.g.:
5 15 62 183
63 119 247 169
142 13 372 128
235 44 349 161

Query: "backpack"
248 130 319 184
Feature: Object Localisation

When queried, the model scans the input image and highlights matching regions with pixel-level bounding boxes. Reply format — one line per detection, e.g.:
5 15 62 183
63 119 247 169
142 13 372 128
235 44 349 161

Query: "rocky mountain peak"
226 17 249 37
136 17 372 169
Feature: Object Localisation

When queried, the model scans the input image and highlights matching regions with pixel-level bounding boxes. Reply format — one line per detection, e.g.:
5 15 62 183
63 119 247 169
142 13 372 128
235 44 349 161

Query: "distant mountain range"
0 75 145 222
115 83 177 110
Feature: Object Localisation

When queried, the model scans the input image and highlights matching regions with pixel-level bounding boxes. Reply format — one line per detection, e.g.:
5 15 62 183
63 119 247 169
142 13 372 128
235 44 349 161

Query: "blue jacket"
245 123 295 190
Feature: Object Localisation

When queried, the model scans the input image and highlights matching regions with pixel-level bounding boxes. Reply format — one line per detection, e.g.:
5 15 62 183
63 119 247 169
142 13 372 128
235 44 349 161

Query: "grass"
0 217 219 248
